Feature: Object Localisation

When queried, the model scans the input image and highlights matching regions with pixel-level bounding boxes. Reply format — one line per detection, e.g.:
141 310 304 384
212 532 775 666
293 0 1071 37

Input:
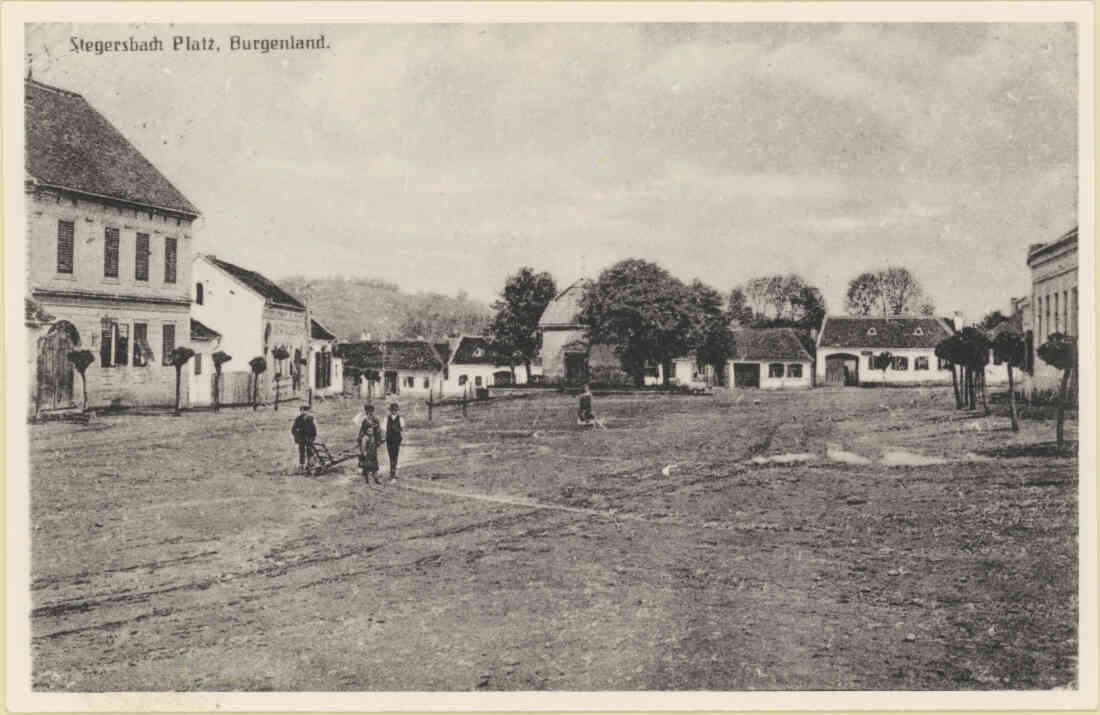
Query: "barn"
727 328 814 389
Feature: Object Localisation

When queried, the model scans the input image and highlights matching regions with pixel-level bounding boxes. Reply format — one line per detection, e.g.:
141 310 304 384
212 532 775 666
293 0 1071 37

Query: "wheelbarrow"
305 441 359 476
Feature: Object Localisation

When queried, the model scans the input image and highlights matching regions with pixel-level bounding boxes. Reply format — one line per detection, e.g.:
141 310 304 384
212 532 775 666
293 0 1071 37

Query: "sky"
26 22 1078 320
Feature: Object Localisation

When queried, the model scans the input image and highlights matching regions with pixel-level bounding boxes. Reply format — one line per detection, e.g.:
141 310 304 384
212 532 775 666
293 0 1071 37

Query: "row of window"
56 220 177 283
767 363 804 378
1035 286 1077 344
99 320 176 368
870 355 936 371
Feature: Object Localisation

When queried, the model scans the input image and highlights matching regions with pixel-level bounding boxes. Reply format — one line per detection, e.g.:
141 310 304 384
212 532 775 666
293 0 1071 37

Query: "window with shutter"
115 323 129 366
194 353 203 375
100 319 115 366
135 233 150 281
57 220 74 274
104 228 120 278
164 238 177 283
162 324 175 365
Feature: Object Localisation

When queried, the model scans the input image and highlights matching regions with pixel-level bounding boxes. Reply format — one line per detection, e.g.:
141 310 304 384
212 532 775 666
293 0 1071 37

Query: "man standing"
291 405 317 473
385 402 405 481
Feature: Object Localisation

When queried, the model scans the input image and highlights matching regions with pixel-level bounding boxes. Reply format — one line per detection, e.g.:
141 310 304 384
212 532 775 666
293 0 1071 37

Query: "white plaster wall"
191 257 264 380
816 347 951 385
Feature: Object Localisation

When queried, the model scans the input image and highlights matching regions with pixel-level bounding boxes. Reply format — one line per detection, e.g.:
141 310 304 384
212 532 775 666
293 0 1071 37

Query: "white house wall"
731 360 812 389
817 347 950 385
191 257 265 378
443 364 529 396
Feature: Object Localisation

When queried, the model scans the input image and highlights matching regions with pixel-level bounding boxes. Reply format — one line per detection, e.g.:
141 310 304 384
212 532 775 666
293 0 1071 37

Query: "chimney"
952 311 964 332
360 331 371 342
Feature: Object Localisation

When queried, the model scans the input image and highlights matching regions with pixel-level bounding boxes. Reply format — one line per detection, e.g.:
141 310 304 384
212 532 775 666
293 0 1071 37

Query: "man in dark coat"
291 405 317 473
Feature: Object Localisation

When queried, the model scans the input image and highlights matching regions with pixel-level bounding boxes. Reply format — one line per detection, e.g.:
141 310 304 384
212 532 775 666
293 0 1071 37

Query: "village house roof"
311 319 336 342
731 328 814 363
24 79 199 217
205 256 305 311
817 316 953 350
190 318 221 341
336 341 444 372
450 336 508 365
1027 226 1078 265
25 297 55 327
538 279 588 329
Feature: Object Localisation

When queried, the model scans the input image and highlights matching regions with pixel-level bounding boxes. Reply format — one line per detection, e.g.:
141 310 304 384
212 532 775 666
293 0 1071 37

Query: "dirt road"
28 388 1077 690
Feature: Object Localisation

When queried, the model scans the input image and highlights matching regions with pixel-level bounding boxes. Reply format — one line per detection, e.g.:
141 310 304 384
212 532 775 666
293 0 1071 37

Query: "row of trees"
845 267 936 317
934 326 1077 448
64 348 279 415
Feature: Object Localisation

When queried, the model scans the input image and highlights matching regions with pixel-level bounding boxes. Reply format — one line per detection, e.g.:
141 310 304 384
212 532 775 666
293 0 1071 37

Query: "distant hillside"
278 275 491 343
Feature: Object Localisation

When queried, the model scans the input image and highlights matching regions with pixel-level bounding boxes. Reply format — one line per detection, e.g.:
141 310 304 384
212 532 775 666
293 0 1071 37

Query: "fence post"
462 386 468 418
428 390 433 423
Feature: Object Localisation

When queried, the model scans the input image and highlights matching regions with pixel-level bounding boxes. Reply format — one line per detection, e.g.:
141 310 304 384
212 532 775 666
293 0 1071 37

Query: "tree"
992 329 1026 432
846 271 884 316
687 280 734 379
845 267 934 316
980 310 1009 330
938 328 991 412
791 285 827 331
212 351 232 413
248 356 267 411
935 334 965 409
168 347 196 415
487 267 557 383
1037 333 1077 449
875 351 893 386
730 275 826 330
579 259 700 386
271 346 290 411
66 350 95 413
727 287 755 327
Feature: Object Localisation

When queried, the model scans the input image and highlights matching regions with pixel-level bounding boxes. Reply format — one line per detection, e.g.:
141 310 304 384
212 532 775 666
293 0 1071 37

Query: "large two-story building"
1028 226 1078 391
25 79 201 413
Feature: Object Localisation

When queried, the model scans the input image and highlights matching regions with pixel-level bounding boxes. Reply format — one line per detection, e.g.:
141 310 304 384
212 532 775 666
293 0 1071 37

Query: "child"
385 402 405 481
291 405 317 473
357 403 383 485
577 383 596 428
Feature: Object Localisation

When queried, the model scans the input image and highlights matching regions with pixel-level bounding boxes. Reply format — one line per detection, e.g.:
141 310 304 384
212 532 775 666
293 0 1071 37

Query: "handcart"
305 441 360 476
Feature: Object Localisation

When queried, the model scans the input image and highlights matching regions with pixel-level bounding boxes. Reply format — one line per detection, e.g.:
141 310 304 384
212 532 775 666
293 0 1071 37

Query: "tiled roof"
818 316 953 349
731 328 814 362
24 79 198 216
207 256 305 311
538 279 587 328
311 319 336 342
451 336 507 365
190 318 220 341
25 297 55 326
336 341 444 372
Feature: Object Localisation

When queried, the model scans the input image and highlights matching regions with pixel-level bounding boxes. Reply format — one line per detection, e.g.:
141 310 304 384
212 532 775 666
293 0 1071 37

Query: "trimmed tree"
168 347 196 415
212 351 232 413
875 351 893 387
1037 333 1077 449
992 329 1026 432
271 346 290 411
935 334 964 409
249 356 268 411
958 327 992 415
66 349 95 413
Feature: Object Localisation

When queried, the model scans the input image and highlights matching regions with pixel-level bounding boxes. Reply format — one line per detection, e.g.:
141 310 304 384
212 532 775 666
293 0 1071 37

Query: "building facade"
438 336 531 396
337 341 445 399
1028 227 1078 391
26 79 200 413
729 328 814 389
537 280 632 385
815 316 957 387
187 318 222 407
191 254 310 406
309 319 343 397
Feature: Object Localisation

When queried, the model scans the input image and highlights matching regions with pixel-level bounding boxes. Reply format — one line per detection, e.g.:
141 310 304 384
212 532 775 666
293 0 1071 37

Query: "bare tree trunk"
174 366 182 415
950 364 961 409
524 360 533 385
1057 367 1072 448
80 372 88 413
1007 364 1018 432
980 369 989 415
274 375 280 411
214 370 220 413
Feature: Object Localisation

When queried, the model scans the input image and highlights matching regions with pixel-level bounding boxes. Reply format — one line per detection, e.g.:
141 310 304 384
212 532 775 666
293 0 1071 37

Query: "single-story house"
337 340 444 398
439 336 531 396
729 328 814 389
815 315 958 386
187 318 222 407
309 318 343 397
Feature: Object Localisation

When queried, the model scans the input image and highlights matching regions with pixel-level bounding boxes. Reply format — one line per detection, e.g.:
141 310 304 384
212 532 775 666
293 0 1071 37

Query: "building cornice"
26 178 199 222
32 287 191 307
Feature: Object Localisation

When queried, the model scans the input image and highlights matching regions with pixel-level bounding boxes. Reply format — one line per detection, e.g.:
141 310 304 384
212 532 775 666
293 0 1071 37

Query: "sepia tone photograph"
4 2 1095 710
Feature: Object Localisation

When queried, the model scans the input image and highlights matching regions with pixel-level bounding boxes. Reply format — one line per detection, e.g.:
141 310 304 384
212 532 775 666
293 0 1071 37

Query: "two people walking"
357 402 405 485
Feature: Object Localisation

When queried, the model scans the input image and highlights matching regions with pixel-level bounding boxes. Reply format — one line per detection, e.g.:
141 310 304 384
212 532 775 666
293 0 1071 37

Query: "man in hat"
385 402 406 481
291 405 317 473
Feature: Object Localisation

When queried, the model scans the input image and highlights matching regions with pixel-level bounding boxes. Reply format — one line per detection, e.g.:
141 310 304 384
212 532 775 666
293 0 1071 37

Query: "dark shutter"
164 238 177 283
162 324 175 365
115 323 129 366
135 233 150 281
100 319 114 367
104 228 120 278
194 353 203 375
57 220 74 274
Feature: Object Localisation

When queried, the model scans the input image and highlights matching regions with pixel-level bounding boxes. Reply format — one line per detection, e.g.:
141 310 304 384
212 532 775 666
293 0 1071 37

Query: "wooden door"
733 362 759 388
37 321 79 411
565 353 587 384
825 354 860 386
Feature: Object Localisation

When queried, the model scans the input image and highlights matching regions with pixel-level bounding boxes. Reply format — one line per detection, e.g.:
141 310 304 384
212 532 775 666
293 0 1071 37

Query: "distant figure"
385 402 405 481
577 383 596 428
358 403 383 485
291 405 317 474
